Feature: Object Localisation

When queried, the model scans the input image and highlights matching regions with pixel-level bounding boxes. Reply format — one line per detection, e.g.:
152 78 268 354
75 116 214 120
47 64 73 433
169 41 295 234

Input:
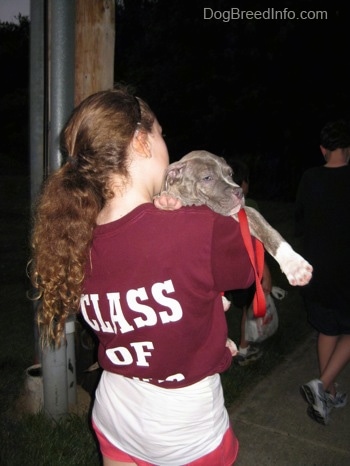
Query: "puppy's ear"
164 161 187 189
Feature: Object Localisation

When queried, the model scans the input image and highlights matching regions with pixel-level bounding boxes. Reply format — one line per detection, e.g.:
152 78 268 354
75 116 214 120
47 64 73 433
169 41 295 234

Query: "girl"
30 86 255 465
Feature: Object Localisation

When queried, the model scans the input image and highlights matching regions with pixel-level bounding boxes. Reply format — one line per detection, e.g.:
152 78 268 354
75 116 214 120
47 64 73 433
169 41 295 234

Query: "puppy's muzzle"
226 185 244 215
232 186 244 200
227 185 243 204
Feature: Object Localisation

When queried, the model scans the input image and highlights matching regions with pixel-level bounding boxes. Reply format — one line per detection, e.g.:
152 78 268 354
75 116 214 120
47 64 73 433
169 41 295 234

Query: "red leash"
238 209 266 317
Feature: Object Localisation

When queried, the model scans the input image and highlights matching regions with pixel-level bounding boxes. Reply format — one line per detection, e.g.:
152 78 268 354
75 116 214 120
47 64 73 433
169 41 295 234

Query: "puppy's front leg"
242 206 313 286
153 192 182 210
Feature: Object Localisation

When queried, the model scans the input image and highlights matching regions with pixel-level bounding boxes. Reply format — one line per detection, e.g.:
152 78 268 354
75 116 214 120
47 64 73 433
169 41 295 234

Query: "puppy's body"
163 150 312 286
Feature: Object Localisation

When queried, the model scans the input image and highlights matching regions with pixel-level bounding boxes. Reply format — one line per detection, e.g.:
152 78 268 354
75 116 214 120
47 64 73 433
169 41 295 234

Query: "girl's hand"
226 338 238 356
153 192 182 211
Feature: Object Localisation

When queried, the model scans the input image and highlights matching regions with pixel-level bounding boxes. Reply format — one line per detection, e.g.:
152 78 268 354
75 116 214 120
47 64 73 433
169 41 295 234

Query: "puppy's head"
163 150 244 215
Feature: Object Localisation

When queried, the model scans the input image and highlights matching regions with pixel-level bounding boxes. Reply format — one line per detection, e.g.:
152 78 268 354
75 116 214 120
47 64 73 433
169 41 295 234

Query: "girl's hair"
30 85 155 347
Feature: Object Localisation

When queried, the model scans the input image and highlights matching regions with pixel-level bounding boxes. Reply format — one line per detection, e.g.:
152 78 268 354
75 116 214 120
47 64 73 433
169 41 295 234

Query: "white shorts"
92 372 230 465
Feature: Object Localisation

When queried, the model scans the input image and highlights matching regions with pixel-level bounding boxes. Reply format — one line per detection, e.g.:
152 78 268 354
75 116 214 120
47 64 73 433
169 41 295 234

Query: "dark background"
1 0 350 199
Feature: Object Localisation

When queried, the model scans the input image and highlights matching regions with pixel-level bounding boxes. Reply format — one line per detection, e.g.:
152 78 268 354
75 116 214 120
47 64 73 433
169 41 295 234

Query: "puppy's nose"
233 187 243 199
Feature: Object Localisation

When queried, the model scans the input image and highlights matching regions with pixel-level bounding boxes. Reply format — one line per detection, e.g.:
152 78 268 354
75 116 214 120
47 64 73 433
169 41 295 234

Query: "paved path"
229 332 350 466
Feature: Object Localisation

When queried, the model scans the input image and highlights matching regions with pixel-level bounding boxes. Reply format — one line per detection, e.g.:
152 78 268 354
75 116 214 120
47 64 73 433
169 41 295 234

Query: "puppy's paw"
275 243 313 286
153 192 182 211
282 258 313 286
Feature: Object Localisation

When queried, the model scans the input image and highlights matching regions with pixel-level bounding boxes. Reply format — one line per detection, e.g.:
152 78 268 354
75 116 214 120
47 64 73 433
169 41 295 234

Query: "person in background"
227 159 272 366
29 86 255 465
296 119 350 425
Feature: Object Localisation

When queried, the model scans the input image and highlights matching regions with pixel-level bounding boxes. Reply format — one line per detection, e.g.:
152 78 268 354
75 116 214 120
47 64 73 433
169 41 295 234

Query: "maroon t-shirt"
81 203 254 388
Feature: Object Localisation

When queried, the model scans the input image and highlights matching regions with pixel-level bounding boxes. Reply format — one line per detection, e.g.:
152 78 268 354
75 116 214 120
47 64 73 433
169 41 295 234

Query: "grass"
1 412 100 466
0 175 311 465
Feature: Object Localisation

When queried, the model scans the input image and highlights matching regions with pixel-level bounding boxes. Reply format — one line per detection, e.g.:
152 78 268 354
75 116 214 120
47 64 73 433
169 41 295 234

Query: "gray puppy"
162 150 312 287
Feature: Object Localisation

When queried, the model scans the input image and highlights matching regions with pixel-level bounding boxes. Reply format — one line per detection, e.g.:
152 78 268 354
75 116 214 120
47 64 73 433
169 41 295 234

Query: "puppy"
160 150 312 287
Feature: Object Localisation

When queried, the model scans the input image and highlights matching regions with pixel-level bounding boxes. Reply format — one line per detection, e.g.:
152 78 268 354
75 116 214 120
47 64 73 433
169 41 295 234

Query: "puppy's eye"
203 175 213 181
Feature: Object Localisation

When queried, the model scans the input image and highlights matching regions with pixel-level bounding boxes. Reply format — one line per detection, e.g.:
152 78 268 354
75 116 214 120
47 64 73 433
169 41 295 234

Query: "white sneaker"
300 379 330 425
325 391 348 409
234 345 263 366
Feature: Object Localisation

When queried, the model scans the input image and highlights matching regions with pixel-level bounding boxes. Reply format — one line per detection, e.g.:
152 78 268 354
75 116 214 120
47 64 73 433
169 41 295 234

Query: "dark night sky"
1 1 349 199
112 1 350 198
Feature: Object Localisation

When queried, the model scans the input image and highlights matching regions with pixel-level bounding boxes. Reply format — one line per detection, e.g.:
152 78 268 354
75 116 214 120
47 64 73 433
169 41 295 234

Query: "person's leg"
93 421 142 466
240 307 249 349
300 300 350 423
301 332 350 423
319 333 350 395
317 333 338 394
235 307 263 366
103 459 136 466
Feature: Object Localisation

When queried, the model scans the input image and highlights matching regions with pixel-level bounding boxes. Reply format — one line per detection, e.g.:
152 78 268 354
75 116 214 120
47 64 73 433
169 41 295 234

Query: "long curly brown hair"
30 86 155 347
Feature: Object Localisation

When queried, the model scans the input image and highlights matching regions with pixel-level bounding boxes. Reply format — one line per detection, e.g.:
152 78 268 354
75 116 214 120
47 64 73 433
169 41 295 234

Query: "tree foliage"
0 15 30 172
115 0 350 199
2 3 350 197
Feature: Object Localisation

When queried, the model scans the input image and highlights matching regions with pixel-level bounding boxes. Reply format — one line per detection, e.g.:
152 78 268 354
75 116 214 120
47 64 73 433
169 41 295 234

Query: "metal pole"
48 0 76 171
40 0 76 419
66 315 77 407
41 338 68 420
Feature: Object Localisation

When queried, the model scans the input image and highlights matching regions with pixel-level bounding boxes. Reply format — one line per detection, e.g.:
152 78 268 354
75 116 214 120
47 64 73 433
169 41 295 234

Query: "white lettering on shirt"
152 280 183 323
106 346 133 365
81 279 183 333
91 294 114 333
80 294 100 331
107 292 134 334
106 341 154 366
127 288 158 328
130 341 154 366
